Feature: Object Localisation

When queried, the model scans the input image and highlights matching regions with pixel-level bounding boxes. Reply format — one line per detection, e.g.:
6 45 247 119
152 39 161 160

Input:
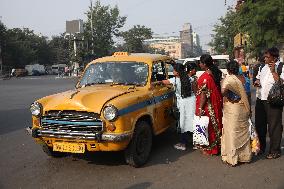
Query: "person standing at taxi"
254 47 284 159
159 63 194 150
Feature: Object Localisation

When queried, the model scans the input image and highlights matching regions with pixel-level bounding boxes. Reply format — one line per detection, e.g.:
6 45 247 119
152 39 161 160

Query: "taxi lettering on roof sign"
113 52 129 56
27 53 176 167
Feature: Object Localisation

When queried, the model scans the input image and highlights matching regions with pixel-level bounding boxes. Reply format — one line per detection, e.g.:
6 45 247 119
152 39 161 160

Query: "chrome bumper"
26 127 132 142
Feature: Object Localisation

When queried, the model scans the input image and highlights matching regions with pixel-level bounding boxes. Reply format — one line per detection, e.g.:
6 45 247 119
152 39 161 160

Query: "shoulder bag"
267 62 284 106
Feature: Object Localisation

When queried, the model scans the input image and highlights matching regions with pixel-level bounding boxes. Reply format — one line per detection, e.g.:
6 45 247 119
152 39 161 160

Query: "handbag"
267 80 284 106
248 118 260 155
171 105 180 120
171 76 180 120
267 62 284 106
193 115 209 146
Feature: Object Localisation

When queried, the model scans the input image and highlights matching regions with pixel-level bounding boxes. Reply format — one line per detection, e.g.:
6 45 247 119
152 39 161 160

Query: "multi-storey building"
144 23 198 59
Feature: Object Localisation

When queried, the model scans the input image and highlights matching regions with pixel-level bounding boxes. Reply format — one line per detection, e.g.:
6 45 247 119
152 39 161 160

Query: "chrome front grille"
41 111 103 134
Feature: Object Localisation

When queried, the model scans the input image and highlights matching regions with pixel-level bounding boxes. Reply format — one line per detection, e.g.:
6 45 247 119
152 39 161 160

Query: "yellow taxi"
27 52 175 167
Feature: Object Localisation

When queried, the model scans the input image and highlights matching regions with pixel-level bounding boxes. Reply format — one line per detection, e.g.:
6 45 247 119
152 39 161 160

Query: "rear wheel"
124 121 152 167
42 144 67 158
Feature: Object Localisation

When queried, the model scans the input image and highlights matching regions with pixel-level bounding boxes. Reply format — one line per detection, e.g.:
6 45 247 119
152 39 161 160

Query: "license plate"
53 142 85 153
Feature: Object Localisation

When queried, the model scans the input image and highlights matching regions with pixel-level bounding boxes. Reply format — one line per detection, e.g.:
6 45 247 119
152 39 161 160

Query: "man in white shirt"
254 47 284 159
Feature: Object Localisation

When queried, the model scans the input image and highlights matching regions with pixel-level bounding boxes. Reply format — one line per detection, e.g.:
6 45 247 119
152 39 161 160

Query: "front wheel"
124 121 152 167
42 144 67 158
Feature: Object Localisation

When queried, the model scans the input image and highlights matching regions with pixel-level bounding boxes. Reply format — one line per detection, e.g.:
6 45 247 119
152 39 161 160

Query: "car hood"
39 86 135 114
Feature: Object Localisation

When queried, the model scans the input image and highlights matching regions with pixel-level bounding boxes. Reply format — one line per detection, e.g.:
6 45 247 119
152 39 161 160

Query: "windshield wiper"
82 82 106 87
110 82 126 86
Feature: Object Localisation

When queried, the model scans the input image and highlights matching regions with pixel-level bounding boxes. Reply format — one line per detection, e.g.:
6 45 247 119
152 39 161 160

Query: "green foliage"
48 34 71 66
238 0 284 55
209 9 239 56
1 26 53 68
84 1 126 58
120 25 153 52
211 0 284 57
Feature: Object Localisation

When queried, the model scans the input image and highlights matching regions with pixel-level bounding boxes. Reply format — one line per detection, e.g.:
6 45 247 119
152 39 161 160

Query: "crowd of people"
159 47 284 167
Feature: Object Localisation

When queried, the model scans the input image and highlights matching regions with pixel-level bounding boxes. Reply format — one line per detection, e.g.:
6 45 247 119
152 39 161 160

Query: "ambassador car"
27 52 175 167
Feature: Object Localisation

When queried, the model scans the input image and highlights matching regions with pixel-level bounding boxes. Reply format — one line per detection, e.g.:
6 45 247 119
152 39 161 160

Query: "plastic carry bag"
248 118 260 155
193 115 210 146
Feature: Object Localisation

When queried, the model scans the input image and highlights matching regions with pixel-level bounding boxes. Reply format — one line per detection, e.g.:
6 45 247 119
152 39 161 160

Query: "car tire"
42 144 67 158
124 121 152 167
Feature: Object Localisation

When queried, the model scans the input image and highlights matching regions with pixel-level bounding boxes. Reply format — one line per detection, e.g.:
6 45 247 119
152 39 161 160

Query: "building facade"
144 23 198 59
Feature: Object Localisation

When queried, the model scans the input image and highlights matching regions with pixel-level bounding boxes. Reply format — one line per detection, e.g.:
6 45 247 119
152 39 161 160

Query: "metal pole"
0 45 2 75
90 0 94 56
0 16 2 75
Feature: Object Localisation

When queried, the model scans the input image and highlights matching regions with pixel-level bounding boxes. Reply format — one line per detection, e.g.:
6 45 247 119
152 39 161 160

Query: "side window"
151 62 166 82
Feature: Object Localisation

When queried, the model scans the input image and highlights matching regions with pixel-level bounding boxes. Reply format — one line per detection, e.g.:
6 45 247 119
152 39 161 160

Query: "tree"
211 1 284 57
84 1 126 58
209 9 239 56
238 0 284 55
2 28 52 68
48 34 71 66
120 25 153 52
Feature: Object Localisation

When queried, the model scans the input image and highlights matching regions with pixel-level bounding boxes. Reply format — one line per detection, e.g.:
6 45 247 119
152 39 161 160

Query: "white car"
177 55 229 78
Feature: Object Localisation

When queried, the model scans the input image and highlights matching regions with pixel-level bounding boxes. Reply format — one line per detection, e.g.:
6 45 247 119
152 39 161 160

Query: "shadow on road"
70 128 190 167
125 182 152 189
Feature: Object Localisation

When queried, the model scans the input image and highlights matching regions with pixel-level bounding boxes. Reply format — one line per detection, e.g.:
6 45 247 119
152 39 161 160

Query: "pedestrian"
158 63 194 151
195 54 223 155
239 66 252 106
221 60 252 166
254 47 284 159
11 68 15 76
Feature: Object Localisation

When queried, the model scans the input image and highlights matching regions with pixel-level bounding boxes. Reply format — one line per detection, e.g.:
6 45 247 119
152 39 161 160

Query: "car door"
151 61 174 134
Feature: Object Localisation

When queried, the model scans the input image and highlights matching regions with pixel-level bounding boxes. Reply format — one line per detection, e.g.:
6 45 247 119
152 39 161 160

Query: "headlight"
30 102 42 117
103 105 118 121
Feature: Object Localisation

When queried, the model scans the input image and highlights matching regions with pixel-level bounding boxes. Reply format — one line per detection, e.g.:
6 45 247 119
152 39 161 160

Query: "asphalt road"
0 76 283 189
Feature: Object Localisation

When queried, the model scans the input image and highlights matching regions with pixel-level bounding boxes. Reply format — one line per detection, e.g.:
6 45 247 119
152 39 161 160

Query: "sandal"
266 153 281 159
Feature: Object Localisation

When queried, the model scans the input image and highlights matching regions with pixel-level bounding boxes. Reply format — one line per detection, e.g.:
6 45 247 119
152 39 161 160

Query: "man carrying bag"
254 47 284 159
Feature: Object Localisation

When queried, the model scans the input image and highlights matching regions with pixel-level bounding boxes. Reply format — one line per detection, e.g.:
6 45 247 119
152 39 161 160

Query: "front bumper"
26 127 132 142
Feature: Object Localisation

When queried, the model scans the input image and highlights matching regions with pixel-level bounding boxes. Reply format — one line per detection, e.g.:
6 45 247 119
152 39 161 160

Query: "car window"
151 62 166 82
79 62 149 86
175 59 184 64
214 59 228 69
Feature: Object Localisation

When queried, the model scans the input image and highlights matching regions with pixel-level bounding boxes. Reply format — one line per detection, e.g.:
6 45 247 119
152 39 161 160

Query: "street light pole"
90 0 94 56
0 45 2 76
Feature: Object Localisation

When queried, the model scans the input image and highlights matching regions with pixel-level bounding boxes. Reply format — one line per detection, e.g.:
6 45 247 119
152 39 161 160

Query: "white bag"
248 118 257 139
193 115 210 146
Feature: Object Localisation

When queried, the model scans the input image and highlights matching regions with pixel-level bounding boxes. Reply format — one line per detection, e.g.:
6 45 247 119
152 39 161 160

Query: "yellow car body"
29 52 175 167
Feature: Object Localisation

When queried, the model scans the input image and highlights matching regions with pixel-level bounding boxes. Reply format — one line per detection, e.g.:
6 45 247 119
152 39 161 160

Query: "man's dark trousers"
255 98 283 154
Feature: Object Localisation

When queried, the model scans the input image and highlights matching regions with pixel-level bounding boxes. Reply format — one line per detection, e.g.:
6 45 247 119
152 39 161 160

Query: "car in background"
176 55 230 78
14 69 28 77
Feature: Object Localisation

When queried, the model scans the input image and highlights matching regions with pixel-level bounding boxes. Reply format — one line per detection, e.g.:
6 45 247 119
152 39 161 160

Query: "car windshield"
175 59 184 64
79 62 149 87
214 59 228 69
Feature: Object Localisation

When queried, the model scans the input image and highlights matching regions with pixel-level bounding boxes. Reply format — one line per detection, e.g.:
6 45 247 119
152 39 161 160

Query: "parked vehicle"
176 55 229 78
51 64 67 75
14 69 28 77
27 52 175 167
25 64 45 76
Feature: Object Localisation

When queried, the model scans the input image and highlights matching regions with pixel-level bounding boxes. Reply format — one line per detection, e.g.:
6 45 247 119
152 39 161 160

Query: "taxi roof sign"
113 52 129 56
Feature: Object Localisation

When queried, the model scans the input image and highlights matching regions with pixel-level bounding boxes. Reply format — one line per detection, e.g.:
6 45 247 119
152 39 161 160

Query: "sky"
0 0 236 50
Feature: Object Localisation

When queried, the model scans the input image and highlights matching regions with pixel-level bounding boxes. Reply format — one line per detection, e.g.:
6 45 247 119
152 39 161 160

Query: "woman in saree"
221 60 252 166
195 54 223 155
